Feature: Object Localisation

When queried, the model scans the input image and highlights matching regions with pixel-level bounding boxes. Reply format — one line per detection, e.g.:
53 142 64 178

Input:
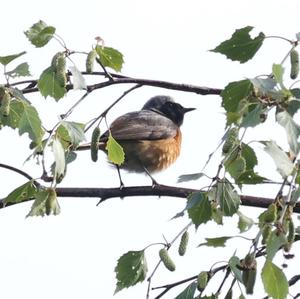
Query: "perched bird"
97 95 195 186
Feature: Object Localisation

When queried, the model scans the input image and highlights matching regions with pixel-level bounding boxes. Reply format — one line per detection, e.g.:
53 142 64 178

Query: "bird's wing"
100 110 177 141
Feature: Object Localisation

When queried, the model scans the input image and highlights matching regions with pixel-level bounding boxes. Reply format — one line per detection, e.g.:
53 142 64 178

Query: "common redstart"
98 95 195 185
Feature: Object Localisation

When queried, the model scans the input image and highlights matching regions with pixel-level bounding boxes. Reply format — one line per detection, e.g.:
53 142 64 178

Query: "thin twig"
84 84 142 132
95 58 114 81
146 222 192 298
41 91 90 177
216 267 231 294
0 163 35 182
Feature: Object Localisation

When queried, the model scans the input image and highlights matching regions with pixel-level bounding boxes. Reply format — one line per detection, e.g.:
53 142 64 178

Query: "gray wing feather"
100 110 177 141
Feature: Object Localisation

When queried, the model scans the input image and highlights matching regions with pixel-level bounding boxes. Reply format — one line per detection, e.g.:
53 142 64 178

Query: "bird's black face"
142 96 195 126
158 101 195 126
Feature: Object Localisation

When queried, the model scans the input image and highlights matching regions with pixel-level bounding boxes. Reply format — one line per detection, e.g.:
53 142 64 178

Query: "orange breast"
120 129 182 173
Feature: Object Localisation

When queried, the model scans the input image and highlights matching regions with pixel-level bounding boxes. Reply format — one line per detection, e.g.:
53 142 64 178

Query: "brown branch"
289 274 300 287
20 73 222 96
2 183 300 212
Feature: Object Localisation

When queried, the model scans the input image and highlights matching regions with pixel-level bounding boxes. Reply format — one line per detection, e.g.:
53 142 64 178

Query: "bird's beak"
183 107 196 113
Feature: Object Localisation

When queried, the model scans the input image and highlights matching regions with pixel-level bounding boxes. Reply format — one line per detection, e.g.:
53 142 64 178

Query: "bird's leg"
143 166 159 188
116 165 125 190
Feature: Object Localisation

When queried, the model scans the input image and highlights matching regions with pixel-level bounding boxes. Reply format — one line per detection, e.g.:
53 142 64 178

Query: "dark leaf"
25 20 55 47
115 250 147 293
215 180 240 216
241 103 265 128
38 66 66 100
187 192 212 228
211 26 265 63
3 180 37 204
229 256 243 282
221 79 253 113
5 62 31 78
0 51 26 66
198 236 233 247
177 172 204 183
266 231 287 261
0 99 44 142
175 282 197 299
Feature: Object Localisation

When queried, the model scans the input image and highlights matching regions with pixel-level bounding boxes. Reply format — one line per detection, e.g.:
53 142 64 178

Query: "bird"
96 95 195 186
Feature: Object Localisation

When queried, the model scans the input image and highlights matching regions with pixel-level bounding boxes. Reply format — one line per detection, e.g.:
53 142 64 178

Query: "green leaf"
236 170 267 184
5 62 31 78
115 250 147 293
229 256 243 283
106 133 125 165
0 51 26 66
18 102 44 142
211 207 223 225
187 192 212 228
241 103 265 128
69 65 87 90
175 282 197 299
177 172 204 183
266 231 287 261
0 99 44 142
221 79 252 113
272 64 285 89
24 20 55 47
198 236 232 247
291 187 300 203
38 66 66 100
251 77 277 96
3 180 37 204
291 87 300 99
0 100 23 129
95 45 124 72
287 98 300 117
215 180 240 216
241 143 257 170
52 137 66 181
276 111 300 155
9 87 29 102
237 211 254 233
226 155 246 180
263 141 294 178
57 121 85 148
261 260 288 299
26 189 49 217
211 26 265 63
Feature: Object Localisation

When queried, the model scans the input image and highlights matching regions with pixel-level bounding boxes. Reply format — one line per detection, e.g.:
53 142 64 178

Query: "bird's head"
142 95 195 126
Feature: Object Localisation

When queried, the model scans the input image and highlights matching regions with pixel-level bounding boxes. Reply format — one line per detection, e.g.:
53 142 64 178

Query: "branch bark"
2 183 300 213
19 72 222 96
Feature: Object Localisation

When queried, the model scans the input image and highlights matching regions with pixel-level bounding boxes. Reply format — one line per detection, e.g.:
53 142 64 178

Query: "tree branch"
2 183 299 213
20 73 222 96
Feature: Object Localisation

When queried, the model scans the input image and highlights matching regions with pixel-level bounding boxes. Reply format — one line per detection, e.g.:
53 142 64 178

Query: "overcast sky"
0 0 300 298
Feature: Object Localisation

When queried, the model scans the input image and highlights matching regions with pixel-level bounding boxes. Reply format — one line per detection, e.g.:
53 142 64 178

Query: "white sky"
0 0 300 298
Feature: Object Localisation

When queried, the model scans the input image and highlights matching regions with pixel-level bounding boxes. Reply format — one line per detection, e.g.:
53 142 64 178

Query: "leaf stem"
265 35 294 44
